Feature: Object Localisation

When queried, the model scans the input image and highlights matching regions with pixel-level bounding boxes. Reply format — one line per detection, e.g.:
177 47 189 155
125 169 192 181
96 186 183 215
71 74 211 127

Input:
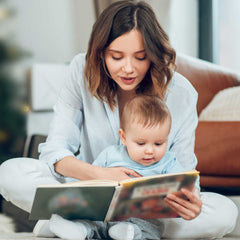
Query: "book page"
110 171 199 221
38 179 119 188
119 170 198 185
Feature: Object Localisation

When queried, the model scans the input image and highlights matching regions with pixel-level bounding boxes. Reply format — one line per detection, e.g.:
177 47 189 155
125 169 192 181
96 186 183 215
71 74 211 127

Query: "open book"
29 170 199 221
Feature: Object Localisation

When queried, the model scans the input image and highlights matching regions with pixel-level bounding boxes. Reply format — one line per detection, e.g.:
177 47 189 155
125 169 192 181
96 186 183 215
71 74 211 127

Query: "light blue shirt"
92 145 184 176
38 53 199 185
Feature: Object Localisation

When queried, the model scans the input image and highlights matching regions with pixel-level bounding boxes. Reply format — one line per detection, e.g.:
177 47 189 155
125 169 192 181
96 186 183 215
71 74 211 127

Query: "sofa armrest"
195 121 240 176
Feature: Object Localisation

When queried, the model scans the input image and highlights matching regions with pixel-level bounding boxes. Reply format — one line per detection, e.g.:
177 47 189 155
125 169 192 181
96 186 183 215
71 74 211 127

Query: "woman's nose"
122 59 134 74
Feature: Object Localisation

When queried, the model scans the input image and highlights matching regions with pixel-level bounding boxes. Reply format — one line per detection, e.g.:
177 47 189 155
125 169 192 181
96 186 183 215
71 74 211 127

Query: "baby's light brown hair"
120 95 171 131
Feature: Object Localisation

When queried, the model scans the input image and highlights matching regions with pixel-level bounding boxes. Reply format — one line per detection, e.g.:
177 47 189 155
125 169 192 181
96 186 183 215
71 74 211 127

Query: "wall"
146 0 198 57
6 0 198 63
6 0 95 63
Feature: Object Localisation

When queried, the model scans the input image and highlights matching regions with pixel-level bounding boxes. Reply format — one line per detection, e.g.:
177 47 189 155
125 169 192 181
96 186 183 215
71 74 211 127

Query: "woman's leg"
0 158 60 212
160 192 238 238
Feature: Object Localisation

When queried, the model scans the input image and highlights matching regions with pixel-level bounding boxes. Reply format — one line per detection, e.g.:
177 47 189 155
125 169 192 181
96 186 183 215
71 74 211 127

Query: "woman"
0 1 237 239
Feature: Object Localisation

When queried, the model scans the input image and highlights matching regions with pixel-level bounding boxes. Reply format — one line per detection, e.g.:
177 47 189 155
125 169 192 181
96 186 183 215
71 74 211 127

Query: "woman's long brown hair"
84 1 176 110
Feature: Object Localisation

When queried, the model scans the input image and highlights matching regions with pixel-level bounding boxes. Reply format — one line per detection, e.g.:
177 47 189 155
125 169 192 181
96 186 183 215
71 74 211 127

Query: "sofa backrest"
176 54 240 115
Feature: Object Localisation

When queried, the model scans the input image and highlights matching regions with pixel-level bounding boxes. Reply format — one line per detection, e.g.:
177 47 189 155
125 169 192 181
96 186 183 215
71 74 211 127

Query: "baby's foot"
108 222 142 240
33 220 55 237
49 214 88 240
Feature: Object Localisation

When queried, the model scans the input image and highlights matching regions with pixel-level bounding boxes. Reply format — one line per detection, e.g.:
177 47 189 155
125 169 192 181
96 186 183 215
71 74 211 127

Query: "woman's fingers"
181 188 202 216
181 188 201 202
164 197 195 220
120 167 142 177
164 188 202 220
96 167 142 181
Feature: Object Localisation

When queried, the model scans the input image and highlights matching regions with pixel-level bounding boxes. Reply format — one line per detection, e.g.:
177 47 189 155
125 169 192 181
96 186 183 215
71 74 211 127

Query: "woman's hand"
93 166 142 181
164 187 202 220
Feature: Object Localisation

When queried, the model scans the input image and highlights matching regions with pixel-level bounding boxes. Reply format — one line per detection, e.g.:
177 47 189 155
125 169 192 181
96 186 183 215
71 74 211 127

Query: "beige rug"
0 214 15 234
0 232 239 240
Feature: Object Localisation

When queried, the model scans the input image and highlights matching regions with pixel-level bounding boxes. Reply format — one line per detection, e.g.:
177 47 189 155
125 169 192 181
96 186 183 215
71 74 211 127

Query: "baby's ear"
118 128 126 145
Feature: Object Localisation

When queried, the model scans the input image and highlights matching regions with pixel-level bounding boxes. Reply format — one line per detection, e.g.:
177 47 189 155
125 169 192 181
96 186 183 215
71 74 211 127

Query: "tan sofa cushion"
195 121 240 178
199 86 240 121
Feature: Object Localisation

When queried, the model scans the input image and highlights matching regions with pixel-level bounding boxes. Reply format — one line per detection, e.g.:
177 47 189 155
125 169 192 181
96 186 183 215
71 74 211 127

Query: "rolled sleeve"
38 54 84 178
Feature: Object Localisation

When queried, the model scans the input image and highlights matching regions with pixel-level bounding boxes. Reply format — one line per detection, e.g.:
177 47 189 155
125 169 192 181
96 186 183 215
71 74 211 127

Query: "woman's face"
104 29 151 93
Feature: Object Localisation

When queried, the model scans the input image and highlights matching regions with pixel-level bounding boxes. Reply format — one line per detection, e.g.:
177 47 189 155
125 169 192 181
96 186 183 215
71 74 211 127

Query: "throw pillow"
199 86 240 121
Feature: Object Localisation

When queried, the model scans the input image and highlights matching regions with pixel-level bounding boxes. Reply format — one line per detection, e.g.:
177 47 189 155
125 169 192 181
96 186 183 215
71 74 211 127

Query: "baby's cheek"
129 148 142 162
157 148 166 159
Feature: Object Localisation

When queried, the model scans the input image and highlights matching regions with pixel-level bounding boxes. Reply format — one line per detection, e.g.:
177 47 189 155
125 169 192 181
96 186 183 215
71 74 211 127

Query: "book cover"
29 171 199 221
30 180 118 221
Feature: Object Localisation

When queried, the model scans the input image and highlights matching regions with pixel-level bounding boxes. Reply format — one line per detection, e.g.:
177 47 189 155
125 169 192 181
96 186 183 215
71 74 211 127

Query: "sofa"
176 54 240 189
1 53 240 235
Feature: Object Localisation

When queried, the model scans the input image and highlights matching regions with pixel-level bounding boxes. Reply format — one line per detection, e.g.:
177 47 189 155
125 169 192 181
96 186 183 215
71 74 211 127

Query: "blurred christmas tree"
0 2 30 163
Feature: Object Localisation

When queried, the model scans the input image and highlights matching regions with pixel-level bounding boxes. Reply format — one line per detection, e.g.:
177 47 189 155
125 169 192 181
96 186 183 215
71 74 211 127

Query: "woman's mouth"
120 77 136 85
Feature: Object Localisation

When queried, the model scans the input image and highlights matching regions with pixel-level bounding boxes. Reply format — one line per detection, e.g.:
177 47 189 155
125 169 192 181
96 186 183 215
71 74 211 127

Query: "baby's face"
122 119 170 166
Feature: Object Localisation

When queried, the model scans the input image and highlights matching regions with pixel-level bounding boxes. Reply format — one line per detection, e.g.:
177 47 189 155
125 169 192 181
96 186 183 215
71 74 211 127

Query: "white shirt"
39 53 198 180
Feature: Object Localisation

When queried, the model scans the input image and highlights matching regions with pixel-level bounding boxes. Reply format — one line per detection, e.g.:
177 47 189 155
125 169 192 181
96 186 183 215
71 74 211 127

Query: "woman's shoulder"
58 53 87 106
66 53 87 87
166 72 198 122
169 72 198 99
69 53 86 74
166 72 198 107
71 53 86 65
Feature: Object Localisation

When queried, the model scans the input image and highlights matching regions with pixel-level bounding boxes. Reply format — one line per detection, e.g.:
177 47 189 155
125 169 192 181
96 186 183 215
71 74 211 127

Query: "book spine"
104 185 122 222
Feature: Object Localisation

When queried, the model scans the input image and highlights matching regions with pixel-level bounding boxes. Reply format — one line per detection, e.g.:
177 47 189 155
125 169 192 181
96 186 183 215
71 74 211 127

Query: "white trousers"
0 158 238 239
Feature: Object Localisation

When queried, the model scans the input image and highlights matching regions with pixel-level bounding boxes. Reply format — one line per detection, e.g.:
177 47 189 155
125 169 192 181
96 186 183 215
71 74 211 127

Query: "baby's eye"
137 142 145 146
155 143 163 146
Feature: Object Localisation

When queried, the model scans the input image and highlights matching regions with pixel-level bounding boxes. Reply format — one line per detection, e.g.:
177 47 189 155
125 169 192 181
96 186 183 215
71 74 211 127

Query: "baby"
37 95 184 240
91 94 184 240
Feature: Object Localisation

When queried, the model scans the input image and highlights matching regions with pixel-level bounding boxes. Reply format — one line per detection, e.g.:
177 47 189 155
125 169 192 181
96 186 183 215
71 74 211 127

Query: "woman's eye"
112 56 122 60
136 56 146 61
135 54 147 60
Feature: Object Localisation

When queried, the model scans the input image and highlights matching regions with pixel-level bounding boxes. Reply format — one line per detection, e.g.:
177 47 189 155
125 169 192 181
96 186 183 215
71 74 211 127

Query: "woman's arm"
167 73 199 171
167 73 199 187
166 73 202 219
38 54 85 179
169 97 198 171
55 156 141 181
